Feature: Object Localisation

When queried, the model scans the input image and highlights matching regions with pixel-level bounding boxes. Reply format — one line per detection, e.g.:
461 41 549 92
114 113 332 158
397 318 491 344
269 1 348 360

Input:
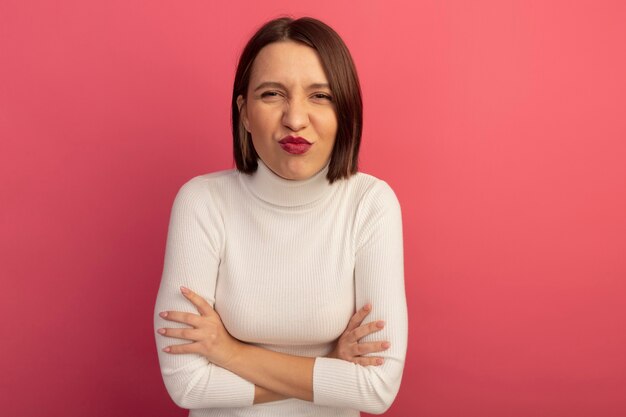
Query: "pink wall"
2 1 625 416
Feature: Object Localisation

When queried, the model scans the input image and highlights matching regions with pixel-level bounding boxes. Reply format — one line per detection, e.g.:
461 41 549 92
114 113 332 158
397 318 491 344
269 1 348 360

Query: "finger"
157 327 204 342
353 341 391 355
180 286 214 316
159 310 202 327
162 341 199 355
351 320 385 341
353 356 385 366
345 304 372 332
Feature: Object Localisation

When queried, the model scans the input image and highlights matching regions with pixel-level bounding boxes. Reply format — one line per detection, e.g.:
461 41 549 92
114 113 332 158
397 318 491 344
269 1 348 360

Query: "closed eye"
313 93 333 101
261 91 281 98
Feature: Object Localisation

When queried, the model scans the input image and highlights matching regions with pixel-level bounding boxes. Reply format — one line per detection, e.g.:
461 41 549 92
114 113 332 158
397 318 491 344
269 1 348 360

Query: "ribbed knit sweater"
153 158 408 416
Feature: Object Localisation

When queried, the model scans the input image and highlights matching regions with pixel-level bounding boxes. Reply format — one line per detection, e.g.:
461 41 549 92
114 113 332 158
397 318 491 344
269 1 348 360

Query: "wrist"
220 338 247 371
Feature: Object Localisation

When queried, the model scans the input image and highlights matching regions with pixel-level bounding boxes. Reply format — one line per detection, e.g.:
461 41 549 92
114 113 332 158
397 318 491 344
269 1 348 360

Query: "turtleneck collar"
240 158 333 207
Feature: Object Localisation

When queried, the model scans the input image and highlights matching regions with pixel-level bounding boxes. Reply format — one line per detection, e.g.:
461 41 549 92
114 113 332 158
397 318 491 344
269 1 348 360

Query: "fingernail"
162 347 171 352
157 328 166 335
382 342 390 349
377 320 385 328
180 286 189 294
376 358 384 365
364 304 371 311
159 311 168 317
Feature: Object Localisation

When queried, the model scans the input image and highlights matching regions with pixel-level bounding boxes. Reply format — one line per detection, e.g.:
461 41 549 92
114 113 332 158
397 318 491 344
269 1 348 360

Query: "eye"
261 91 282 98
312 93 333 101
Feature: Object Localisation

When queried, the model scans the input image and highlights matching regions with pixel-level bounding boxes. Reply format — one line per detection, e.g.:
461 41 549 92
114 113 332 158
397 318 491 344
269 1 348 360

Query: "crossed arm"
157 288 389 404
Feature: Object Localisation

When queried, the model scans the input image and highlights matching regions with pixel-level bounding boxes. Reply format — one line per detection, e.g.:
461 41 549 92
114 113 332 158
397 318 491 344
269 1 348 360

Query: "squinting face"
237 41 338 181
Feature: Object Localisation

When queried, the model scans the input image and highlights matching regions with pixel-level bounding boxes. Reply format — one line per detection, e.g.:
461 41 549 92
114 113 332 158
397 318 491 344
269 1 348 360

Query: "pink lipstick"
278 136 312 155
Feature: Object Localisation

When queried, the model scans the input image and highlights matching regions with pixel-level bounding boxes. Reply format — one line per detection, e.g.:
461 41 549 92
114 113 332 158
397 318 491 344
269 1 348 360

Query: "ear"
237 95 250 132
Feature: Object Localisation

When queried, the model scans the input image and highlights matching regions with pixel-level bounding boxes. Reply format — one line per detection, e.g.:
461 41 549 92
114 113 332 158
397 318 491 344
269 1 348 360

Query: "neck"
240 158 333 207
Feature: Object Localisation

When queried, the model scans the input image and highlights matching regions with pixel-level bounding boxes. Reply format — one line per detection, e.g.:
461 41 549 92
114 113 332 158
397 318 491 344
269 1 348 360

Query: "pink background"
2 1 625 416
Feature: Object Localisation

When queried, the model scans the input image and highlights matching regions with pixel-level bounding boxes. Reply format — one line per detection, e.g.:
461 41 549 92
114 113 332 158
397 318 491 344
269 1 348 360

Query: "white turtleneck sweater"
153 158 407 416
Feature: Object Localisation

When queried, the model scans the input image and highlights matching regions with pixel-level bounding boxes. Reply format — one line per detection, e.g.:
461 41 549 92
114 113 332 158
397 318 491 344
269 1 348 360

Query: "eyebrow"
253 81 331 92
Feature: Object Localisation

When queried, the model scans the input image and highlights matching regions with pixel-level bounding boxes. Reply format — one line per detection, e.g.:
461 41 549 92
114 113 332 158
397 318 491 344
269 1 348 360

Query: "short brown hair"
231 16 363 183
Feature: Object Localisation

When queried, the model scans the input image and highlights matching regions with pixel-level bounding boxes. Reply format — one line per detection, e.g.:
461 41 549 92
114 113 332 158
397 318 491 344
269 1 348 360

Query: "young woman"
154 16 408 416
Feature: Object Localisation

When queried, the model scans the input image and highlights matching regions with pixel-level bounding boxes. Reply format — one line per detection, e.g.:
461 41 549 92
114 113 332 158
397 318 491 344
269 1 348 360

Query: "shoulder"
176 168 238 199
347 171 401 212
171 168 239 211
349 172 403 247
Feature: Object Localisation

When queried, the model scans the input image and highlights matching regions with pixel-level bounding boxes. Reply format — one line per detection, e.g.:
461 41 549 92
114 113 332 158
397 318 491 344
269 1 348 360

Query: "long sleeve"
312 180 408 415
153 178 255 409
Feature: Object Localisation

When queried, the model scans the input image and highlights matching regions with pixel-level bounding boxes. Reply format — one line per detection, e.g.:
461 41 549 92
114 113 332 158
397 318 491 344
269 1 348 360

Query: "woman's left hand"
157 286 241 367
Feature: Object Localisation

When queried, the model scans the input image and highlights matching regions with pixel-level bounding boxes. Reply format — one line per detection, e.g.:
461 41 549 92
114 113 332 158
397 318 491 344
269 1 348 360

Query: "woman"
154 16 408 416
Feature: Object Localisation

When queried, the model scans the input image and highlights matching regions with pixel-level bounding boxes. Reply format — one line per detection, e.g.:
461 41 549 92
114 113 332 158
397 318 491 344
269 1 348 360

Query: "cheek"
248 106 278 132
327 110 339 134
313 111 338 136
326 120 339 145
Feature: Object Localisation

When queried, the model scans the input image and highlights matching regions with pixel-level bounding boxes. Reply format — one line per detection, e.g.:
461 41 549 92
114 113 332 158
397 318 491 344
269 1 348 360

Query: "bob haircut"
231 16 363 183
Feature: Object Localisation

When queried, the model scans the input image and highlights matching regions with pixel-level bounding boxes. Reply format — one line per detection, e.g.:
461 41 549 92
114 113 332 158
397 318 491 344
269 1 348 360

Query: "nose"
281 98 309 132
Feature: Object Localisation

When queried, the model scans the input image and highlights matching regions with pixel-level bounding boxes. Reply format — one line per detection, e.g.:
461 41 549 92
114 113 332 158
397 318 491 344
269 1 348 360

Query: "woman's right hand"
327 304 390 366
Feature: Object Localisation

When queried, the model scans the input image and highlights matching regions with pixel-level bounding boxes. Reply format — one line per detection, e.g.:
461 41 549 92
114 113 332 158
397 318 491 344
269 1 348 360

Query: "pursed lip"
278 135 312 145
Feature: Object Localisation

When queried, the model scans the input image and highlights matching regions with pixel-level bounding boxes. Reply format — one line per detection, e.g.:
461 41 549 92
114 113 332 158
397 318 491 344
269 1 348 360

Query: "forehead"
249 41 329 86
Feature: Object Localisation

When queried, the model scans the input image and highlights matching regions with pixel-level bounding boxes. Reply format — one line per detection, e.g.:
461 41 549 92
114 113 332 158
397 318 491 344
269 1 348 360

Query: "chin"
278 161 314 180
